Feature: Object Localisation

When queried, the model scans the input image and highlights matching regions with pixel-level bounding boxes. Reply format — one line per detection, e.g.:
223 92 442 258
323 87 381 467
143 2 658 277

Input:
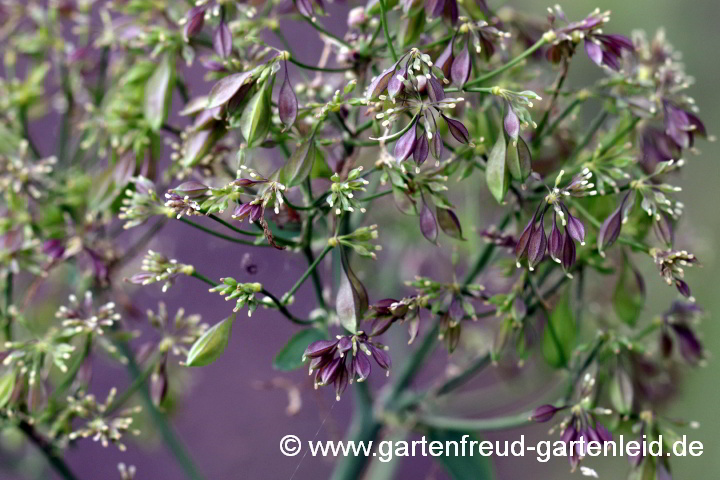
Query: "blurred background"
3 1 719 479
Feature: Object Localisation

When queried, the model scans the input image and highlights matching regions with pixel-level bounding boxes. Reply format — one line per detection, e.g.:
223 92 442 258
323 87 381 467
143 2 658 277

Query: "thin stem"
464 38 546 88
3 271 12 340
378 0 398 62
178 217 270 247
208 214 263 237
302 15 352 49
359 189 392 203
19 421 82 480
435 353 491 396
284 244 333 301
417 409 532 432
534 60 570 140
49 334 92 403
261 288 316 325
570 110 608 160
115 342 205 480
106 353 160 415
288 56 351 73
463 213 512 285
528 275 568 368
597 117 640 157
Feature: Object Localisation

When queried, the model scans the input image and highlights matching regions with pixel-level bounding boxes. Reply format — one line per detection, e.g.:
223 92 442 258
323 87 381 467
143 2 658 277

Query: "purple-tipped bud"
427 76 446 103
303 339 338 359
435 37 455 78
151 365 168 406
414 132 429 166
430 131 444 159
671 323 703 364
394 120 417 162
183 7 206 41
320 357 343 385
653 214 674 247
213 21 232 58
43 239 66 260
565 211 585 245
527 214 547 269
369 344 391 371
562 233 576 272
419 201 438 244
595 422 613 442
451 38 471 86
503 103 520 141
334 365 349 399
448 296 464 325
296 0 314 18
337 336 352 355
548 214 563 263
170 181 210 198
597 193 630 255
531 404 563 423
515 209 539 261
388 69 405 99
366 65 398 101
442 114 470 144
584 39 603 66
674 279 692 298
351 352 371 382
278 62 298 131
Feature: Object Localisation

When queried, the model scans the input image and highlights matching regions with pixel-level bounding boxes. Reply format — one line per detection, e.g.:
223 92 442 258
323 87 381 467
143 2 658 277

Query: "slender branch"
178 217 270 247
463 213 512 285
302 15 352 49
284 244 333 301
288 56 351 73
417 409 532 432
207 214 263 237
378 0 398 62
19 421 82 480
464 38 546 88
3 271 12 340
533 60 570 140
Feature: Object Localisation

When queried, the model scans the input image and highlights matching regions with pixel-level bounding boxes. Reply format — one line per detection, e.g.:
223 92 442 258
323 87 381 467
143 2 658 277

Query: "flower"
126 250 195 292
650 248 698 299
303 333 391 400
662 100 707 150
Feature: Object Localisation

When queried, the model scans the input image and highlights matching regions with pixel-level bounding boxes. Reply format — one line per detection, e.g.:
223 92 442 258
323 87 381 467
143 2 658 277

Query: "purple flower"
584 34 634 71
304 333 391 399
530 404 566 423
663 100 707 150
597 192 631 256
425 0 459 25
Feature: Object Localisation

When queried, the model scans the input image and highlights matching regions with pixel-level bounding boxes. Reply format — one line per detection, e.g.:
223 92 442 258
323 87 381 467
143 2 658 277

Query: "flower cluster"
303 333 391 400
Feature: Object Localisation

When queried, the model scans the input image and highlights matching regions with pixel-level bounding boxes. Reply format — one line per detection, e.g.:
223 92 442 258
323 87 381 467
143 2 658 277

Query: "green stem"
288 56 351 73
464 38 546 88
597 117 640 157
106 353 161 415
208 214 263 237
378 0 398 62
359 189 392 203
417 409 532 432
302 15 352 49
435 354 491 396
178 217 270 247
19 422 82 480
284 244 333 301
570 110 608 160
463 213 512 285
116 342 205 480
533 60 569 140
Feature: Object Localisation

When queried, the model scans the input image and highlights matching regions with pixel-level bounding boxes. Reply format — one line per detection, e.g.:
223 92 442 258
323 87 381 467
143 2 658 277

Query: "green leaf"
486 135 509 203
613 256 645 326
239 86 271 147
0 371 15 408
542 287 576 368
186 314 236 367
609 367 634 414
273 328 326 371
207 71 253 109
143 54 175 131
336 248 369 334
428 430 492 480
281 136 316 187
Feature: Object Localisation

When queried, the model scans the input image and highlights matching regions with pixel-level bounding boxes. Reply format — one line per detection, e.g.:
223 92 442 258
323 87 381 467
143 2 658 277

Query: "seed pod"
213 20 232 58
503 103 520 141
671 323 703 363
527 214 547 269
427 76 446 103
451 37 471 86
278 62 298 131
597 192 631 255
414 131 429 165
351 352 371 382
150 363 168 406
185 314 236 367
369 344 391 371
170 181 209 198
548 213 563 263
430 130 444 159
336 248 369 334
564 210 585 245
296 0 314 18
366 64 398 101
394 119 417 162
387 69 405 99
561 232 576 272
584 39 603 66
207 71 254 109
442 114 470 144
419 201 438 244
436 207 463 239
183 6 206 41
303 339 338 359
486 134 509 203
435 36 455 78
530 404 564 423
